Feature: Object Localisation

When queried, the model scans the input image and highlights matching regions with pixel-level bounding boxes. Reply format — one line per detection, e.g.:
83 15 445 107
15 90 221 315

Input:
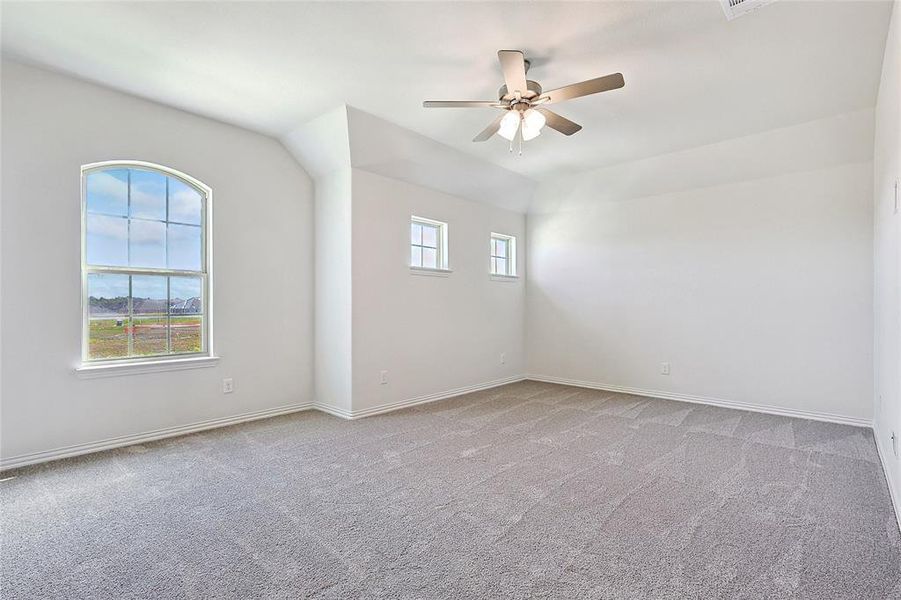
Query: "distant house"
169 297 202 315
89 296 200 316
133 298 168 314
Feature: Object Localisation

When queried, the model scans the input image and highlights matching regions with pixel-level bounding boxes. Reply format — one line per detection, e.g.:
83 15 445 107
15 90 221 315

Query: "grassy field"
89 315 202 359
171 316 203 353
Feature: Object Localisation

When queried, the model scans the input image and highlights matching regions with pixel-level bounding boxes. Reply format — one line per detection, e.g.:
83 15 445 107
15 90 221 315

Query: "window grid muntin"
411 223 439 268
490 233 516 276
82 163 209 364
410 217 446 270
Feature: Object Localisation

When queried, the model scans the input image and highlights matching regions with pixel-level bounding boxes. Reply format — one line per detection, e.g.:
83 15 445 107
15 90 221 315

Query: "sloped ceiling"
282 105 537 212
1 1 893 180
531 108 876 213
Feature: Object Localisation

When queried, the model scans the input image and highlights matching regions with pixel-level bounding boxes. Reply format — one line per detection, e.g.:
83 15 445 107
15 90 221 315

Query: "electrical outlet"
222 378 234 394
500 353 506 365
893 431 899 459
660 362 670 375
380 370 389 385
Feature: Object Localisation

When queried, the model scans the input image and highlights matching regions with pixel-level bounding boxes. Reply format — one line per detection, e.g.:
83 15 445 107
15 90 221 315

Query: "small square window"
490 233 516 277
410 216 448 271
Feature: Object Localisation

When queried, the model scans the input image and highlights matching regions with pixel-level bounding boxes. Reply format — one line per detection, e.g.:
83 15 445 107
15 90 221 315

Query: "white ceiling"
1 1 892 180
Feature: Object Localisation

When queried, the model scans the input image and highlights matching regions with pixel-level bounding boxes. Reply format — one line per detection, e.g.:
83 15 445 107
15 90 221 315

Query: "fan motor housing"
498 80 542 102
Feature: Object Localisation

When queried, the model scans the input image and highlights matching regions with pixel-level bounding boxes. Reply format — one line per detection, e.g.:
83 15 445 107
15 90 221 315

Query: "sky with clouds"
86 168 204 273
86 168 204 302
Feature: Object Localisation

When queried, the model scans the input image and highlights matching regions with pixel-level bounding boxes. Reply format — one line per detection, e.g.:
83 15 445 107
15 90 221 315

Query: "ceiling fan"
423 50 624 151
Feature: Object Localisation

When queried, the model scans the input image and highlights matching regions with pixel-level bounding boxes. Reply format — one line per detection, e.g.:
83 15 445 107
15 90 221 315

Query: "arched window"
81 161 211 364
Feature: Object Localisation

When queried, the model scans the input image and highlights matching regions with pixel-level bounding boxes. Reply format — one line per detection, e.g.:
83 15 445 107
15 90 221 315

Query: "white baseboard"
1 376 527 471
0 402 315 472
312 402 355 420
314 375 527 420
526 374 873 428
874 430 901 534
2 374 877 474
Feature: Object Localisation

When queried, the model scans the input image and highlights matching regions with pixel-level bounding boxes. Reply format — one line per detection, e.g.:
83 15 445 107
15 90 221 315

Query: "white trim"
1 377 524 470
312 403 355 420
490 274 520 282
525 374 873 428
409 266 452 277
314 375 526 420
10 371 888 511
75 355 220 378
0 402 314 471
875 431 901 534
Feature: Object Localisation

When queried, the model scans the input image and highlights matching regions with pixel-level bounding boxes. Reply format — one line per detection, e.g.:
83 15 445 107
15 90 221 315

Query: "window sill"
490 274 520 282
410 267 452 277
75 355 220 378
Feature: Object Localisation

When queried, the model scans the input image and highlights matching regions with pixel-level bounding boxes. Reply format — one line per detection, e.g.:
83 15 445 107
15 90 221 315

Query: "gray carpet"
2 381 900 599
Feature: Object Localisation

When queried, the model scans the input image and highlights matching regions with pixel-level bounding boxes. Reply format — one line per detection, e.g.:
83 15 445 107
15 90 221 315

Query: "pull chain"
507 113 525 156
519 116 523 155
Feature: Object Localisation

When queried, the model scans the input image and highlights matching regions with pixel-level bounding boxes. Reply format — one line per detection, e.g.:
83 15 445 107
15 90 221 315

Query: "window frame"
490 232 517 277
79 160 214 368
410 215 450 273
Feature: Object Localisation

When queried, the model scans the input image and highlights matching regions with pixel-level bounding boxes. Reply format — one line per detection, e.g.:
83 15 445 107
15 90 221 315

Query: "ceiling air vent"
720 0 775 21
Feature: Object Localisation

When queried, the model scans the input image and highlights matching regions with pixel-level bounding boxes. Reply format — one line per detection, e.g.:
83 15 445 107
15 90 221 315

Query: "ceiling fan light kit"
498 111 521 141
497 109 545 142
423 50 625 153
521 109 546 141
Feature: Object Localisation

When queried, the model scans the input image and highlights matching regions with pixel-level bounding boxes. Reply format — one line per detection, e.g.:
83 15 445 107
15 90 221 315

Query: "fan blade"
536 108 582 136
497 50 528 97
423 100 502 108
541 73 625 105
473 113 507 142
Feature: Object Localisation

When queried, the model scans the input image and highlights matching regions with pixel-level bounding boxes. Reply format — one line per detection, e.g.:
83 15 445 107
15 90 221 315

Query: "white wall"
282 106 354 413
527 110 875 422
283 106 529 416
873 1 901 512
313 169 353 413
0 61 315 462
351 169 525 413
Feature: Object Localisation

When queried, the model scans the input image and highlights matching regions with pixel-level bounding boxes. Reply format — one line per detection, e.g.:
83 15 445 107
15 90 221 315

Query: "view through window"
83 163 209 362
